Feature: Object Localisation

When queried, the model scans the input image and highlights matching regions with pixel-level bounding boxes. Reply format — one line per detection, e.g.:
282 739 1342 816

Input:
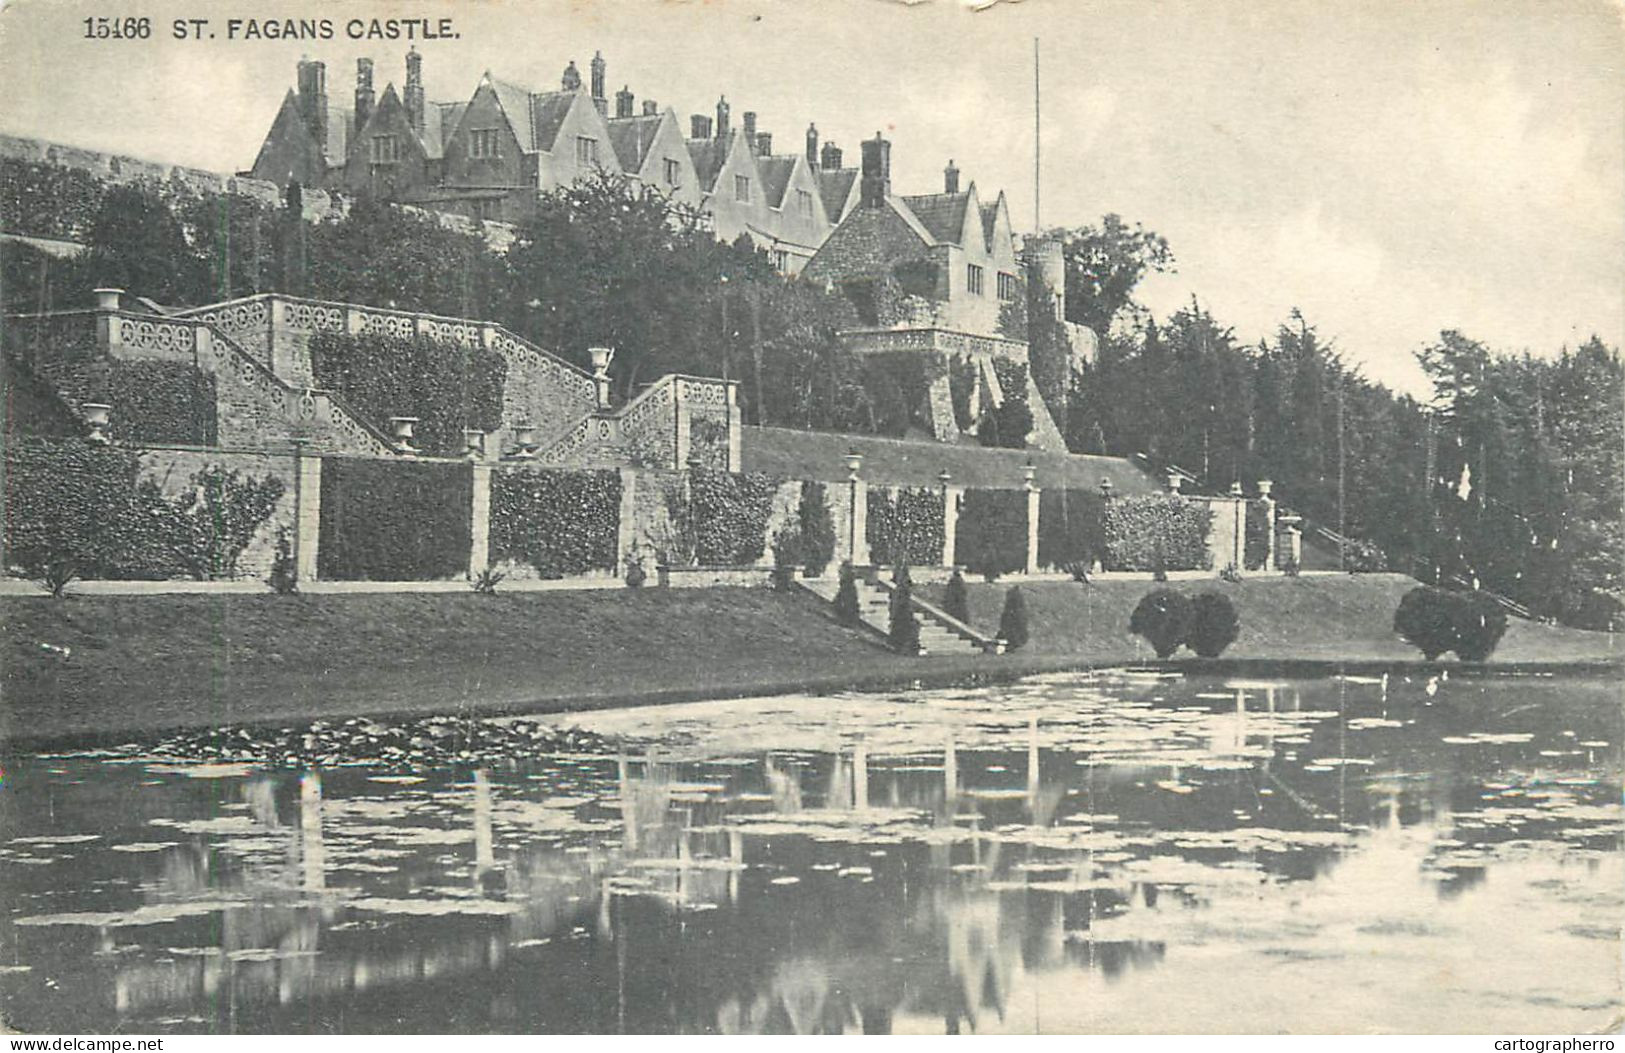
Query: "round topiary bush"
1187 591 1240 657
1130 588 1191 659
1393 586 1461 660
999 586 1030 651
1456 592 1509 662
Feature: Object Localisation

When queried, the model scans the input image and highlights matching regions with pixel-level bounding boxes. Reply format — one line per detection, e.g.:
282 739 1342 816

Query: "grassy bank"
923 573 1620 664
2 575 1616 743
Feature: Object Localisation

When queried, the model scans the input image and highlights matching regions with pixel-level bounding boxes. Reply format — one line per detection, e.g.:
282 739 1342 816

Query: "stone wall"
135 446 299 581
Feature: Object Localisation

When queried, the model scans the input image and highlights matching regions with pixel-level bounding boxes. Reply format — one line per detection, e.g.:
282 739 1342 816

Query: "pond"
1 670 1620 1034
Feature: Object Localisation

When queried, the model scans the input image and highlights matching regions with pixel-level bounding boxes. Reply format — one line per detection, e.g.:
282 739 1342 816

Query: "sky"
1 0 1620 395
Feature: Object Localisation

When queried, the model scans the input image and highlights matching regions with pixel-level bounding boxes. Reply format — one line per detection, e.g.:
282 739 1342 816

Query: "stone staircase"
800 573 993 656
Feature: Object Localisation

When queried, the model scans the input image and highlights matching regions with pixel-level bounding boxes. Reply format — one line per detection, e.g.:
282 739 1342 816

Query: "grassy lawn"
3 575 1616 743
922 573 1622 665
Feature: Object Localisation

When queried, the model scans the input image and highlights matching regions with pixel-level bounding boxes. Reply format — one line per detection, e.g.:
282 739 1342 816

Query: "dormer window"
369 135 400 164
663 157 680 186
575 136 599 166
734 175 750 202
469 129 500 159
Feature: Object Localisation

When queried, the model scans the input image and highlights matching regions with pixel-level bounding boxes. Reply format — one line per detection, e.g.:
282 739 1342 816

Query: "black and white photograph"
0 0 1620 1038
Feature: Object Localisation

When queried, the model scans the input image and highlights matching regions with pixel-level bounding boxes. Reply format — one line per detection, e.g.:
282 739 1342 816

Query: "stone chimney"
944 158 960 194
742 111 757 149
354 58 375 129
590 51 606 107
691 114 713 140
404 48 424 134
715 96 730 140
820 141 842 171
296 58 329 155
806 123 818 167
757 132 773 156
561 60 582 92
860 133 890 209
615 85 634 119
642 99 658 116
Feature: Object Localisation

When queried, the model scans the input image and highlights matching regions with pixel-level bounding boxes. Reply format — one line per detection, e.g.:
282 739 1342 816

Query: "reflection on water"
2 671 1620 1033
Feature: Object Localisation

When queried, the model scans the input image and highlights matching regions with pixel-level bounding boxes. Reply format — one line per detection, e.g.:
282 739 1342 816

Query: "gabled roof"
684 134 734 192
979 202 999 253
529 90 579 152
814 167 858 223
606 113 664 172
900 190 973 247
420 101 466 159
757 155 797 209
485 75 538 151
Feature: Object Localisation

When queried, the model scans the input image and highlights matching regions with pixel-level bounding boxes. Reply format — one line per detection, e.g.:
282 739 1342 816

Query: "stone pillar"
469 463 492 576
726 383 742 471
269 297 290 381
1231 496 1247 572
940 473 961 568
846 452 869 567
345 306 364 335
1258 479 1277 571
1278 513 1302 569
673 381 691 469
293 445 322 583
94 287 124 355
617 467 638 575
1023 463 1040 576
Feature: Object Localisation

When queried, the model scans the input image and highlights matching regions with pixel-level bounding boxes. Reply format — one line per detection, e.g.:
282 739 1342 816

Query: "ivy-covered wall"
1101 494 1215 572
1037 488 1107 570
490 466 620 579
1245 498 1272 571
308 331 506 458
867 486 946 566
953 488 1028 578
3 438 291 582
317 457 472 581
688 469 781 565
109 360 218 446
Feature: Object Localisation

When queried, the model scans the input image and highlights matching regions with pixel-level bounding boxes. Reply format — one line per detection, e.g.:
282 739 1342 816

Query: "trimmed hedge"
1244 499 1271 571
954 489 1028 578
309 331 506 458
1038 488 1107 570
1102 494 1214 572
318 457 472 581
999 586 1030 650
490 467 620 578
1187 591 1240 657
109 360 218 446
1393 585 1508 661
798 481 837 576
3 438 282 582
1130 588 1192 658
868 486 946 567
688 469 779 565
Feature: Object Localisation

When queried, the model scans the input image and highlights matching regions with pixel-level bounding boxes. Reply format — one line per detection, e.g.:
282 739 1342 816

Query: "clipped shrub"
954 489 1027 579
944 569 971 623
1456 592 1509 662
1130 588 1192 659
490 467 620 579
1187 591 1240 658
771 525 801 591
1393 586 1461 661
688 469 779 565
867 487 945 567
318 458 472 581
889 577 921 654
797 481 836 576
1102 495 1214 572
1219 562 1243 584
834 561 862 627
999 586 1030 651
308 330 506 458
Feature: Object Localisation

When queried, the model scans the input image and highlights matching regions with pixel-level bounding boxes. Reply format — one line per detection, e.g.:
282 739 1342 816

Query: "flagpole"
1034 37 1041 231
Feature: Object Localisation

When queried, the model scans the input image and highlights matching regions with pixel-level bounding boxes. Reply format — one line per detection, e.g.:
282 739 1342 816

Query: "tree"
888 576 921 654
834 562 862 627
1053 214 1174 336
998 586 1030 651
944 569 970 623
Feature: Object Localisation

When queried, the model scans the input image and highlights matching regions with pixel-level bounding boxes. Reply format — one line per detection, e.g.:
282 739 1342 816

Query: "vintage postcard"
0 0 1620 1039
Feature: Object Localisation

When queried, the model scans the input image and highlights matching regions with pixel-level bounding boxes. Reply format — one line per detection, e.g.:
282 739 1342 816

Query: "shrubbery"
1102 495 1214 572
888 571 921 654
1038 488 1107 571
834 561 862 627
797 481 836 576
318 457 472 581
1187 592 1240 657
954 489 1027 579
999 586 1030 651
868 486 945 567
687 470 779 565
944 569 970 623
1129 588 1192 658
490 467 620 578
109 360 218 446
1393 586 1508 661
